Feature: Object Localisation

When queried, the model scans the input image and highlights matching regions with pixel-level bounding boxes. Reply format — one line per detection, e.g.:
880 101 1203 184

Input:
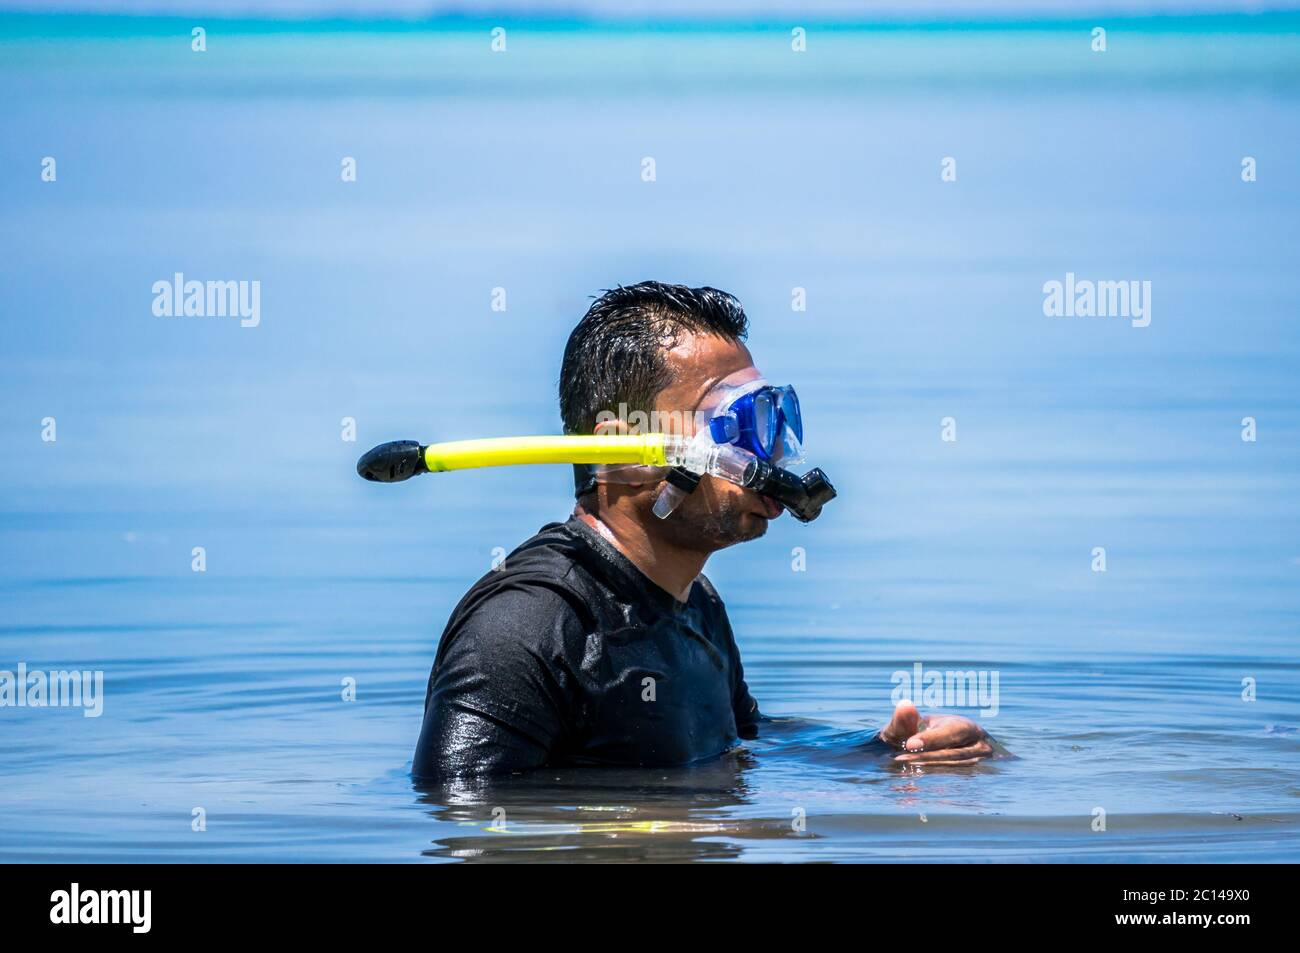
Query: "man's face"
646 331 785 553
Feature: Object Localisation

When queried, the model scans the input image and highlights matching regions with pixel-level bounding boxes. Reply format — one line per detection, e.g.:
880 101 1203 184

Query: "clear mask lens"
774 426 806 468
753 390 775 454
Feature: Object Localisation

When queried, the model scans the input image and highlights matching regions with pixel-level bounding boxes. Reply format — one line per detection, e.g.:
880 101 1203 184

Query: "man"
412 281 993 780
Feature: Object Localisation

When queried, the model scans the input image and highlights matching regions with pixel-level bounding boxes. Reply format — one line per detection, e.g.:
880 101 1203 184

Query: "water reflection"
416 752 761 861
412 720 1011 861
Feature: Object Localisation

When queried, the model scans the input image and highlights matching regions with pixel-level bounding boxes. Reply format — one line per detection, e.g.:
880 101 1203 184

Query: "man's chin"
660 511 764 553
655 492 778 552
717 512 771 547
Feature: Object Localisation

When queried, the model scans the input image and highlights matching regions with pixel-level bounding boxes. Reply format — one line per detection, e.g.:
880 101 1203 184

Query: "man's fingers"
894 739 994 764
902 716 983 753
879 701 922 747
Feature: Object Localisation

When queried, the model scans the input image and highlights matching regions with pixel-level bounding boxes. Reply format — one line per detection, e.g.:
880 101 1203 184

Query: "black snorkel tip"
357 440 427 483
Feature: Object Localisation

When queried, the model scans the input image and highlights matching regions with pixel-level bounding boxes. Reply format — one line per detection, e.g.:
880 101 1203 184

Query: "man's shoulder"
479 519 596 602
496 519 588 579
443 521 595 636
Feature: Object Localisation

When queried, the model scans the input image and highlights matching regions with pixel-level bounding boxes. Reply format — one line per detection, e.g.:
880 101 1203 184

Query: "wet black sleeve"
732 653 762 739
718 606 762 740
412 584 582 780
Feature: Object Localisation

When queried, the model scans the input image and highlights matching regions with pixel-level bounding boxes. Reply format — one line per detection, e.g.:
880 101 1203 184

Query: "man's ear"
573 417 626 499
592 416 631 437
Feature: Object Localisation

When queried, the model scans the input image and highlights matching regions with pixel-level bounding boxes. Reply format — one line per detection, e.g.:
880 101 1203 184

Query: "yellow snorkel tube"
424 434 668 472
356 435 668 481
356 434 836 523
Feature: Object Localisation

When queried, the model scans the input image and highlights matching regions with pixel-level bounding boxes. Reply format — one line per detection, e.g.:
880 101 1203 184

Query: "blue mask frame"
708 383 802 462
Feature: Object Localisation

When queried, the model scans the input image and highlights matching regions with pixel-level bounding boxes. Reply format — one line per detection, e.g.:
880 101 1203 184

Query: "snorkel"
358 376 836 522
357 432 837 523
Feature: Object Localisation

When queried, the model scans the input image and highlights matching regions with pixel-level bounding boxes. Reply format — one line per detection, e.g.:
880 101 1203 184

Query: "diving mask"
707 379 804 465
591 377 830 522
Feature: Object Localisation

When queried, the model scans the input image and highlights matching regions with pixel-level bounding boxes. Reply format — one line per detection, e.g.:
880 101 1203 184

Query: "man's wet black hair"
559 281 749 438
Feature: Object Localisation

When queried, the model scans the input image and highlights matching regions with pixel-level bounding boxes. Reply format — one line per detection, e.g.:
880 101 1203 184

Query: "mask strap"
572 463 598 498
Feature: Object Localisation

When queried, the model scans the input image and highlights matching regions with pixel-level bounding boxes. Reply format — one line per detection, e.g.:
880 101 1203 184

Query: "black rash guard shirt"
412 515 762 780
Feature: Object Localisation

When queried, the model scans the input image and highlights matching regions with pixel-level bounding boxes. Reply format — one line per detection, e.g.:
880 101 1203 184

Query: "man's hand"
879 700 994 765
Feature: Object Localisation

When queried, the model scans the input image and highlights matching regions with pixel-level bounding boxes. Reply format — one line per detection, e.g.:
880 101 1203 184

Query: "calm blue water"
1 14 1298 862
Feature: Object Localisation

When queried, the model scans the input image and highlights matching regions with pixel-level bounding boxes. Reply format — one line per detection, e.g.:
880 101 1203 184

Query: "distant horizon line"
2 8 1300 34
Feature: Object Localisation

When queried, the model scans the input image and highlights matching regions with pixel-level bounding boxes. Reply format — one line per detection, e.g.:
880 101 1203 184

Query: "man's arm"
722 608 762 740
733 702 994 762
412 584 581 780
729 639 996 762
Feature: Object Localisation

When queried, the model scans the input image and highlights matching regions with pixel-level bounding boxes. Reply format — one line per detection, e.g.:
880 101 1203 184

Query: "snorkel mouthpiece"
357 440 427 483
745 461 838 523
